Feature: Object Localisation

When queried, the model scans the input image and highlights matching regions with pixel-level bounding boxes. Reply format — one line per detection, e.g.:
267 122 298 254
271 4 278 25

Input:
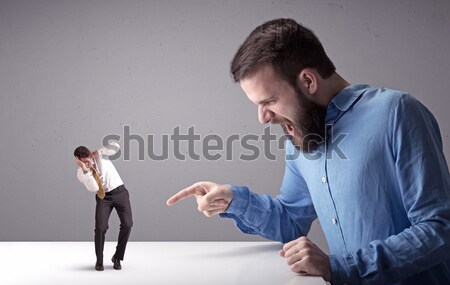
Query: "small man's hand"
279 236 331 282
74 156 89 173
166 181 233 217
91 150 100 158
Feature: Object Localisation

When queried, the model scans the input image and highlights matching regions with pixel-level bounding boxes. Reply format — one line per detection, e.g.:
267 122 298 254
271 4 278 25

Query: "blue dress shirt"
221 85 450 285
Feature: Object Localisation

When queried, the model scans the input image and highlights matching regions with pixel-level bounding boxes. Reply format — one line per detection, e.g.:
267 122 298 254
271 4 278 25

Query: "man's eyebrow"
258 96 276 105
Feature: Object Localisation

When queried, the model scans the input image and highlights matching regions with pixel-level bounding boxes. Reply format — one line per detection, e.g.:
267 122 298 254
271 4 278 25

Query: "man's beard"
281 87 327 152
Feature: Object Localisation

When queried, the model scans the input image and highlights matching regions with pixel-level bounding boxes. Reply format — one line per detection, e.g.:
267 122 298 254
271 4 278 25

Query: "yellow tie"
91 167 105 199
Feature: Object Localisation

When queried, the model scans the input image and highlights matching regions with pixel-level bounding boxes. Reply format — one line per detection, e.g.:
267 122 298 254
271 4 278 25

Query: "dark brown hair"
74 146 91 158
230 18 335 87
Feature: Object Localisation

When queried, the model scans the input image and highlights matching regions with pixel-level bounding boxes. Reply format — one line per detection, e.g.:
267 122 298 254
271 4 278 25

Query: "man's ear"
297 68 318 96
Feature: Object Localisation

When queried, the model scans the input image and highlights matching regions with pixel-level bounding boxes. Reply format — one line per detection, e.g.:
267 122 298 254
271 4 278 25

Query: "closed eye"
262 99 276 106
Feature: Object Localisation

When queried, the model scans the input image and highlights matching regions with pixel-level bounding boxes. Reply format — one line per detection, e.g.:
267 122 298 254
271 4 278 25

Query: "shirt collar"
329 84 369 112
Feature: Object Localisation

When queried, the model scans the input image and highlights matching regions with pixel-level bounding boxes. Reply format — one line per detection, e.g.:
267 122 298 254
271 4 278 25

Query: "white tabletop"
1 241 327 285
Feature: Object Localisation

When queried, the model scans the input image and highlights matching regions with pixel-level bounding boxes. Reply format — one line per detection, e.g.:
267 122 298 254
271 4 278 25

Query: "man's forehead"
240 65 286 104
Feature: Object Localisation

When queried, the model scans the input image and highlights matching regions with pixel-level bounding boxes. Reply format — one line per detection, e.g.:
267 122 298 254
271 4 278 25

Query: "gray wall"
1 0 449 250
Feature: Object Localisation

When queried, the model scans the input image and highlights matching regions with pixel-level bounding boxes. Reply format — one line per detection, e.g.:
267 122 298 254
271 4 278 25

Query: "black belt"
105 184 125 195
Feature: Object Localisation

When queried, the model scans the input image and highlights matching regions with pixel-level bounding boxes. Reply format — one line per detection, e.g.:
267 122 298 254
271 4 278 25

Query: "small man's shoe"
95 262 104 271
112 255 121 270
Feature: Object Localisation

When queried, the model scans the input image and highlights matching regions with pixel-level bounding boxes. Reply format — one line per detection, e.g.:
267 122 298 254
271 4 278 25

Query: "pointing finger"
166 184 201 206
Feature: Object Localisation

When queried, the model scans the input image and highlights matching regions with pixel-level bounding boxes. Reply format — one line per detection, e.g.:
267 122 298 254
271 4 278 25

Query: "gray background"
1 0 449 251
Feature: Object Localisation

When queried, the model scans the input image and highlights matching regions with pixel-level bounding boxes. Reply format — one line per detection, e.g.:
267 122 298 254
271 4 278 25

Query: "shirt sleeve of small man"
76 167 99 193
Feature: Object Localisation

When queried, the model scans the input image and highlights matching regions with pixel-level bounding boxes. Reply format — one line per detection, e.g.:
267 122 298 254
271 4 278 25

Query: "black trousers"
94 185 133 263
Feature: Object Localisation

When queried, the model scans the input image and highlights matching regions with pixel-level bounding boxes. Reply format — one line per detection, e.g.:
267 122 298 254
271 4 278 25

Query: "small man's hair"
74 146 91 158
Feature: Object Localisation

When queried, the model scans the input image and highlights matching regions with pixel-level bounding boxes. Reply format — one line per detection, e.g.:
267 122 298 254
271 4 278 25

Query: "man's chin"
284 133 303 151
292 138 305 151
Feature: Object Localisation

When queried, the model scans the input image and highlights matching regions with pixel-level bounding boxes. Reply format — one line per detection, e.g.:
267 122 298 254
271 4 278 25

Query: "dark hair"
230 18 336 86
74 146 91 158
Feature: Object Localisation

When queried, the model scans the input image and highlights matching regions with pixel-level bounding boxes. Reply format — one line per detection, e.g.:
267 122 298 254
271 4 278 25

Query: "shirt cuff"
329 253 359 285
221 185 250 217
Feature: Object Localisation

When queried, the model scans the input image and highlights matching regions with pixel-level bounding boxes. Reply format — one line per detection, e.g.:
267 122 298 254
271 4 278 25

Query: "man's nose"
258 105 274 124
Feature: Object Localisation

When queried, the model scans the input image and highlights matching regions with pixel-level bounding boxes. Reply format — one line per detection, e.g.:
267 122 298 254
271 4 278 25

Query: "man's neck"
316 73 350 107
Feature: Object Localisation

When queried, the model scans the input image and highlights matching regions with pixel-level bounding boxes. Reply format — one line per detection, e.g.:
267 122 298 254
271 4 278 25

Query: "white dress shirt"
77 142 124 193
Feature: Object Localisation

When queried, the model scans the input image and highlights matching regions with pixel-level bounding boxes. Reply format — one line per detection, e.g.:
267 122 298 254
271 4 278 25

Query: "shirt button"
331 218 338 224
321 176 327 183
